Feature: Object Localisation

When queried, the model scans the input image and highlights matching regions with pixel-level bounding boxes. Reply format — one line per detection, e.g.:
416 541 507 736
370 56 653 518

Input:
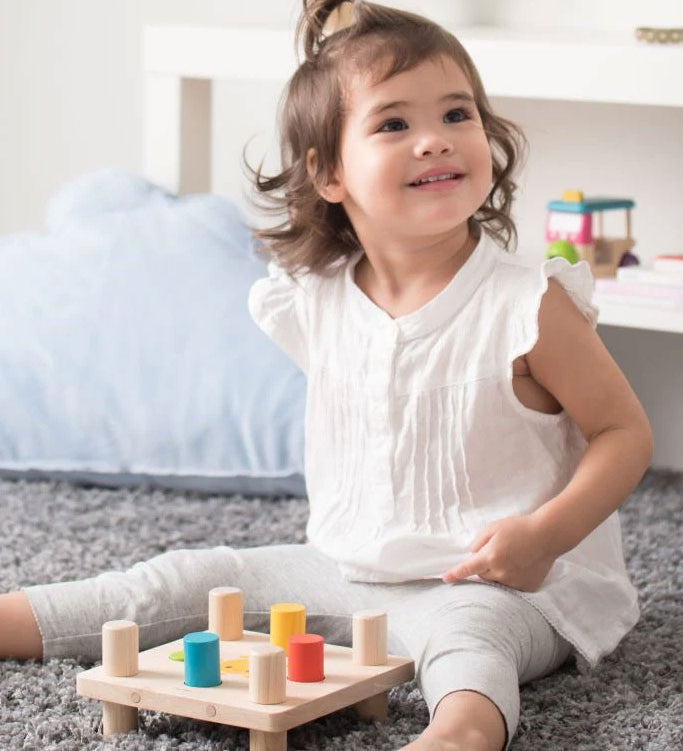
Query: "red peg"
287 633 325 682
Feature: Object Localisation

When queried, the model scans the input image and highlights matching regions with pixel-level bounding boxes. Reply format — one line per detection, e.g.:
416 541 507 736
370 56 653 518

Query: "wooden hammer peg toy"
208 586 244 640
249 644 287 704
78 603 414 747
101 620 139 735
352 610 388 666
269 602 306 655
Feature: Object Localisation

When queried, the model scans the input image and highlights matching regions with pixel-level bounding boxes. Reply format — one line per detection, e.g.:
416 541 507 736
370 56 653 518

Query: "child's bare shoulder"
527 277 646 440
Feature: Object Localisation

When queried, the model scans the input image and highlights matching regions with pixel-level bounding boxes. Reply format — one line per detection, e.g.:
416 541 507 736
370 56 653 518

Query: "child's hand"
441 514 556 592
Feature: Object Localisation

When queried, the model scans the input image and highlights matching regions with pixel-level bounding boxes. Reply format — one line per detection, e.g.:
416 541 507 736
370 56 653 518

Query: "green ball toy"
546 240 580 264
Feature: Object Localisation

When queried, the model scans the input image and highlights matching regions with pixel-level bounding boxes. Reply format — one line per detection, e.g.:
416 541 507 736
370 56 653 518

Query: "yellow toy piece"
169 650 250 675
221 656 250 675
562 189 584 202
270 602 306 655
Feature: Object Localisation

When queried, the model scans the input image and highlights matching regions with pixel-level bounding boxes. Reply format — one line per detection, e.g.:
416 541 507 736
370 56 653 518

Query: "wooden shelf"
458 26 683 108
144 24 683 107
595 298 683 334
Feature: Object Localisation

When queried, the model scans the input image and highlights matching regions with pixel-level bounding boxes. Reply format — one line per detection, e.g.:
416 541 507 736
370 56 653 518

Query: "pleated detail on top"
431 387 451 532
455 382 476 523
308 365 393 546
306 368 359 543
391 386 476 538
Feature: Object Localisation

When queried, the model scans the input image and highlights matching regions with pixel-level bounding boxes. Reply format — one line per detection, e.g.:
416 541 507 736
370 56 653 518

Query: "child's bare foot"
398 726 489 751
0 591 43 659
397 691 505 751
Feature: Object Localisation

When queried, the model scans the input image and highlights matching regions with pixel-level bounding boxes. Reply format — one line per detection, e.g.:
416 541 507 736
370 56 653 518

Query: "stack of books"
594 255 683 310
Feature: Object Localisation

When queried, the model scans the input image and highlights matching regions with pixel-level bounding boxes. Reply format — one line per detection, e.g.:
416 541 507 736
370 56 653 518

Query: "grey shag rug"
1 468 681 750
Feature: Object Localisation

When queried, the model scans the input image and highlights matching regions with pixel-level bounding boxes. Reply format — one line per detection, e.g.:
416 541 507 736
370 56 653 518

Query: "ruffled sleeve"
248 259 309 373
541 257 599 328
510 256 599 371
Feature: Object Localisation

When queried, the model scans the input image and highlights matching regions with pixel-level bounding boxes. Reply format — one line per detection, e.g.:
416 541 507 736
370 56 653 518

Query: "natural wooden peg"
209 586 244 640
102 620 139 676
352 610 388 666
101 620 139 735
249 645 287 705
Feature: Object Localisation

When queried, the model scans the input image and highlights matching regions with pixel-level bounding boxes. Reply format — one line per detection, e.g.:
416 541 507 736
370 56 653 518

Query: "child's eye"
377 108 471 133
378 118 407 133
444 107 471 123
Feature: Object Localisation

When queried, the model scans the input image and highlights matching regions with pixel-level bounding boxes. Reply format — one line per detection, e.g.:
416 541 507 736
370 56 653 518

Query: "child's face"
313 54 492 247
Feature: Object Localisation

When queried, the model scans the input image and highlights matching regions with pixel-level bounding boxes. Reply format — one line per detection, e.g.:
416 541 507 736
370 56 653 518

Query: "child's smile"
408 173 466 191
314 53 493 252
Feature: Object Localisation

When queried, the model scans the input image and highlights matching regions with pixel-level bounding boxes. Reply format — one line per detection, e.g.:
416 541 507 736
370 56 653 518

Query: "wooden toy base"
77 630 415 750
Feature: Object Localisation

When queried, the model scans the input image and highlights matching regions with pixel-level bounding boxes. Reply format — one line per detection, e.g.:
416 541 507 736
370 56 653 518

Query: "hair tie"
322 1 356 37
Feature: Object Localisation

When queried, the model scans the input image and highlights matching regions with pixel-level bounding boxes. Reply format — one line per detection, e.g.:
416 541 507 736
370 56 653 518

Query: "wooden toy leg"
102 700 138 735
100 619 139 736
250 729 287 751
354 691 388 721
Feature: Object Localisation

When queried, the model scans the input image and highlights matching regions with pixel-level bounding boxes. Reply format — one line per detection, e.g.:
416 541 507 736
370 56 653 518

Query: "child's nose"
414 136 453 158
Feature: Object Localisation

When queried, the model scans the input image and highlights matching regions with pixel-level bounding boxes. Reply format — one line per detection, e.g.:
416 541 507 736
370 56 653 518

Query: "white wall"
0 0 302 235
1 0 682 468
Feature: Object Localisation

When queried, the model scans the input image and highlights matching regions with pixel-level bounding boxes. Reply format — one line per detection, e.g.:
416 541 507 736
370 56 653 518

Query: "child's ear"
306 147 345 204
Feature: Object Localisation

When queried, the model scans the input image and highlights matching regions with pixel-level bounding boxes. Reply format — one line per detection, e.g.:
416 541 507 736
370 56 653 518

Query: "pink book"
653 255 683 273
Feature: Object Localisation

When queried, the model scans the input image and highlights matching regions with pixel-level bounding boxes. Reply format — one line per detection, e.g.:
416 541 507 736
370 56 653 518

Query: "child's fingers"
441 551 489 583
470 526 496 553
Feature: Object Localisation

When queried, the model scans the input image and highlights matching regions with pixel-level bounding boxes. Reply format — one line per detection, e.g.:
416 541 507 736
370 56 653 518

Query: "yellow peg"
269 603 306 655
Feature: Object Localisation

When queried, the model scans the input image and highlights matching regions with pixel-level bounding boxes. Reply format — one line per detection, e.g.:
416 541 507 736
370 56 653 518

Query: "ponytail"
295 1 357 62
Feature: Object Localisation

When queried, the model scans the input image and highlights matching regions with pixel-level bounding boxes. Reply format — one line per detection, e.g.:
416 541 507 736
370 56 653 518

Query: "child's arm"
524 278 654 554
443 278 654 591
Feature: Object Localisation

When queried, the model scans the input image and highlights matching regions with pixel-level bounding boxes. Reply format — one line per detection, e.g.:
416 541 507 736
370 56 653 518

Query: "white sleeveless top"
248 230 640 668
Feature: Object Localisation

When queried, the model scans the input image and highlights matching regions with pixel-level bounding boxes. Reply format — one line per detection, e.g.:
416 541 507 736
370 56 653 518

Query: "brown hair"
242 0 527 277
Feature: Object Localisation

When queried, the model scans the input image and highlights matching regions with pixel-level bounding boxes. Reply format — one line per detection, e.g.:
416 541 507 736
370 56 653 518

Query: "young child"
1 2 653 750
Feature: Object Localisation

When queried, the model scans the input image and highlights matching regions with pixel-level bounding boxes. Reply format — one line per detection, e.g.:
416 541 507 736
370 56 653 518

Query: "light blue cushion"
0 168 306 496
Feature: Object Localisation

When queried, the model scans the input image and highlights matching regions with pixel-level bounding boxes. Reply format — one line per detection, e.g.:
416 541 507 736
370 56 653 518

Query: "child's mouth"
409 175 464 190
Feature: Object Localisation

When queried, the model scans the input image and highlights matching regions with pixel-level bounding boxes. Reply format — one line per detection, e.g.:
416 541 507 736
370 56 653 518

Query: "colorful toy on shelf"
545 190 638 278
546 239 580 264
619 251 640 267
77 589 414 751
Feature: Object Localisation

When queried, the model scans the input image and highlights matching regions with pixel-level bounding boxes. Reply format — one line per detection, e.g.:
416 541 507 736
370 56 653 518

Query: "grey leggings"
24 543 572 750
